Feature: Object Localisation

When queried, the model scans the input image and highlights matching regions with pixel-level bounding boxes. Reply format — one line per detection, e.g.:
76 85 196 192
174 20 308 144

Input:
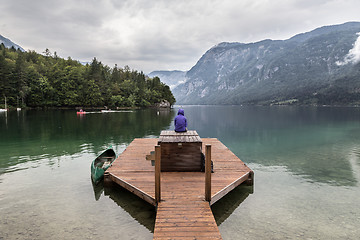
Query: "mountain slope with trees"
0 34 24 52
172 22 360 106
0 44 175 109
148 70 186 90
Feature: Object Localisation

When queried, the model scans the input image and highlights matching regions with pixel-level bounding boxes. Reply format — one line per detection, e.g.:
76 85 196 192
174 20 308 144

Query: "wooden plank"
158 130 202 143
146 151 155 161
105 137 252 239
210 171 250 205
109 173 156 206
155 145 161 203
160 142 202 172
205 144 212 202
154 201 222 239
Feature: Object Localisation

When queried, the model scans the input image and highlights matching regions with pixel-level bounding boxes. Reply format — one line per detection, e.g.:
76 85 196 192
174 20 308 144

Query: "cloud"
336 33 360 66
1 0 360 73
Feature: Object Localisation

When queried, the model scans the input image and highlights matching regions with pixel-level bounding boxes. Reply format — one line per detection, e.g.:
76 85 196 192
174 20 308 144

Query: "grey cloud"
1 0 360 73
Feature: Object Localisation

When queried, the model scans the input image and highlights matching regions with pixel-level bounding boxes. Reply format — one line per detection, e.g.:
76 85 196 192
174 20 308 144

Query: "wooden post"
245 170 254 186
205 144 211 202
103 171 113 187
155 145 161 203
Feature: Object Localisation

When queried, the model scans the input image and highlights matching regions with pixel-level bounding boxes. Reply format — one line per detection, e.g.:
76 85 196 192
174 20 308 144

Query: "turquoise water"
1 106 360 239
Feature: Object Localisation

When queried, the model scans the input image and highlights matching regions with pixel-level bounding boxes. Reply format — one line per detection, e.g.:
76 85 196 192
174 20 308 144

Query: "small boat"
91 146 116 184
101 109 133 113
77 111 86 115
101 109 114 113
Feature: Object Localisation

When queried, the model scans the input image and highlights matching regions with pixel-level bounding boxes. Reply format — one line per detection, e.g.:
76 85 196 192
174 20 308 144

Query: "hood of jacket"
177 109 184 116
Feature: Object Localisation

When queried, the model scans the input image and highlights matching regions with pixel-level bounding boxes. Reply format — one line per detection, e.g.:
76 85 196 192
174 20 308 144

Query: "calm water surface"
0 106 359 239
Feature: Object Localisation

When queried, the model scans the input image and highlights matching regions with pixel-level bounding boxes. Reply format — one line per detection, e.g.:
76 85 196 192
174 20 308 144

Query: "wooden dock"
105 136 253 239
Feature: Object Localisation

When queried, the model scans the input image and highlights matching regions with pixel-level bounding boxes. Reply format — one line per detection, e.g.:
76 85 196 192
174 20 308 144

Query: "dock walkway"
106 137 253 239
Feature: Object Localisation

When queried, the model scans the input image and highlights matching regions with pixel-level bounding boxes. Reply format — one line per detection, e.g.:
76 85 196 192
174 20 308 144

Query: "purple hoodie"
174 109 187 132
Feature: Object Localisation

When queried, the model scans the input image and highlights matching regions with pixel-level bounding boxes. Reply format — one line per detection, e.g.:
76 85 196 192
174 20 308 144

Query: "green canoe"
91 147 116 184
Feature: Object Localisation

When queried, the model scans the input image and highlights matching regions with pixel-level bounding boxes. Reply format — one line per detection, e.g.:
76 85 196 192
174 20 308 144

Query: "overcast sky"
1 0 360 73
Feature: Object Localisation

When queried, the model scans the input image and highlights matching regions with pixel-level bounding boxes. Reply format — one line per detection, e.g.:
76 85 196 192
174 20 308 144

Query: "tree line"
0 44 175 109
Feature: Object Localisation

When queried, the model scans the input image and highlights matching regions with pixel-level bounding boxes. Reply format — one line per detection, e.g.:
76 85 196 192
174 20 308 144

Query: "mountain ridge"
0 34 25 51
171 22 360 105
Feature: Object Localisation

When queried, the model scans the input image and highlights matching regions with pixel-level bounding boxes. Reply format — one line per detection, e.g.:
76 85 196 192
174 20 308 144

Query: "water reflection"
212 184 253 225
91 177 254 231
2 106 360 185
91 178 104 201
0 109 175 174
1 106 359 239
348 146 360 186
104 184 156 232
179 105 360 186
0 110 8 127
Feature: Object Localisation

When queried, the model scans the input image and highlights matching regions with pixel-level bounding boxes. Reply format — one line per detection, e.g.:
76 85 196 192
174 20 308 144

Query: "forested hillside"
0 44 175 109
148 70 186 90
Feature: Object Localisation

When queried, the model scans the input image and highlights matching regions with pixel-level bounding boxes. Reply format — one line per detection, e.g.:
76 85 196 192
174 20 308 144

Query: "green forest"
0 44 175 109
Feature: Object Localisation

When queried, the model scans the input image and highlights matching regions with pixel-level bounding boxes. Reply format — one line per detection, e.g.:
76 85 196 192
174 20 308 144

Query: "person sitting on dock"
174 108 187 132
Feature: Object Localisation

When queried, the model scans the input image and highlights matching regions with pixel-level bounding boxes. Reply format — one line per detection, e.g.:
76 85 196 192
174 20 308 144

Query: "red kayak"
77 111 86 115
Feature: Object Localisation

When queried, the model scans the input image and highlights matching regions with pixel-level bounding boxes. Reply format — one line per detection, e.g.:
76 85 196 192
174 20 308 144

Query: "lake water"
1 106 359 239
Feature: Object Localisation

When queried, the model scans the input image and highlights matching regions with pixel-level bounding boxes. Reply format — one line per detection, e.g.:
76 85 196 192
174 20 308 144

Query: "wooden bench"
158 130 202 172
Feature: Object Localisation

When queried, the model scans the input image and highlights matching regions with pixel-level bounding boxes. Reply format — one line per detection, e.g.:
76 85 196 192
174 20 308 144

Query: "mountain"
0 34 25 51
172 22 360 105
148 70 186 90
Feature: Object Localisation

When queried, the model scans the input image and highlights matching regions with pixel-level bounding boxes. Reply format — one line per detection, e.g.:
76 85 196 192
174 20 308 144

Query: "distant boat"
101 109 133 113
91 147 116 184
17 108 21 111
77 110 86 115
101 109 114 113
